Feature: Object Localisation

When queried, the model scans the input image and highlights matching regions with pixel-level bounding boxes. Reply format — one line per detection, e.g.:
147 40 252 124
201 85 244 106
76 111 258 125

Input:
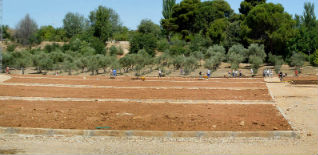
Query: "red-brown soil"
0 100 291 131
6 77 267 88
284 76 318 81
283 76 318 85
0 85 272 100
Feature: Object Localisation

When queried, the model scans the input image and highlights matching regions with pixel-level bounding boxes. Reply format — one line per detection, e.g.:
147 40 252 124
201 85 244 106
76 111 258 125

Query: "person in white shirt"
207 69 211 79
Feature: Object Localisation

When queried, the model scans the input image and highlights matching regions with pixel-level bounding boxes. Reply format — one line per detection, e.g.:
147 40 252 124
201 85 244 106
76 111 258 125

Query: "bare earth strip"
0 96 274 104
0 85 272 101
0 82 265 90
7 76 266 87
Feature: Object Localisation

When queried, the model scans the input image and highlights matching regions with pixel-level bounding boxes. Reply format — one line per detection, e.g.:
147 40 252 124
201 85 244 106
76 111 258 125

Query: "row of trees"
2 6 129 46
161 0 318 59
2 37 307 76
1 0 317 76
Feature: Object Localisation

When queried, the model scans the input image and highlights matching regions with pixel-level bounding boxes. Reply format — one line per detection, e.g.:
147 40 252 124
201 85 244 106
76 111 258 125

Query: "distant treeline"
0 0 317 75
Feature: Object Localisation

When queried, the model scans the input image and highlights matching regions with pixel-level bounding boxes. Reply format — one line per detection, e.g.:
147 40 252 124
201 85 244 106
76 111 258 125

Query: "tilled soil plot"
283 76 318 85
0 100 291 131
284 76 318 81
0 85 272 100
5 77 267 88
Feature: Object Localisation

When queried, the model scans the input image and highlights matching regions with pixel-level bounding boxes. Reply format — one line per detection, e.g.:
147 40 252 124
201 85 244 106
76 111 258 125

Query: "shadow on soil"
0 149 24 154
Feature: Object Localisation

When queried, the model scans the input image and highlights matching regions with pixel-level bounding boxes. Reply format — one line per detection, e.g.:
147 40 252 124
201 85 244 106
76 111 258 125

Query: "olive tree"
191 51 204 66
249 55 263 74
204 45 226 69
62 54 77 75
290 51 306 72
268 53 284 74
13 51 32 74
247 44 266 74
183 56 198 74
32 51 53 73
227 44 247 69
87 55 100 75
99 55 112 73
75 57 89 73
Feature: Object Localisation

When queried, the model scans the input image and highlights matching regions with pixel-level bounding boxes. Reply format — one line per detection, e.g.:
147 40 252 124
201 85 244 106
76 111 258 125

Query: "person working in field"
207 69 211 79
158 69 162 78
279 72 283 81
112 69 117 78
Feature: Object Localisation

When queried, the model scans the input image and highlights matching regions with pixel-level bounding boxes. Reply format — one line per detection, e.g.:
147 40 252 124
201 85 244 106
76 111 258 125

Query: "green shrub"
109 45 118 56
157 39 170 51
7 44 17 52
310 49 318 66
117 47 124 55
130 33 157 56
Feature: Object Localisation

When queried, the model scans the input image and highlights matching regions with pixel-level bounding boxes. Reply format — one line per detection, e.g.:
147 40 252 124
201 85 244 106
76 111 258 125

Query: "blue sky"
3 0 318 30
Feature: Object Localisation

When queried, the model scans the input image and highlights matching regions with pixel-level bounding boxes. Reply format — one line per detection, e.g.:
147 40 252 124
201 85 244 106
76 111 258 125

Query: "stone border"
0 127 299 138
0 96 274 105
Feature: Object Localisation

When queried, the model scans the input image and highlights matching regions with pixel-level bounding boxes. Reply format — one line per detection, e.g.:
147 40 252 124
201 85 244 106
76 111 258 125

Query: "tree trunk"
21 67 25 75
68 69 72 75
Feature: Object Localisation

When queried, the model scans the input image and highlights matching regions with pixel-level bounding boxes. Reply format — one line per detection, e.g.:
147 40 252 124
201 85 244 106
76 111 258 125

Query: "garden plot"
0 100 291 131
0 74 291 133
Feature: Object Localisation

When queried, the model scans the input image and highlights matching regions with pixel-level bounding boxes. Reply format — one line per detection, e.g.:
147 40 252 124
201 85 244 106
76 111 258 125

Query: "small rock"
307 133 312 136
116 112 134 116
240 121 245 126
212 125 217 128
133 116 143 120
273 127 278 130
252 121 258 125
